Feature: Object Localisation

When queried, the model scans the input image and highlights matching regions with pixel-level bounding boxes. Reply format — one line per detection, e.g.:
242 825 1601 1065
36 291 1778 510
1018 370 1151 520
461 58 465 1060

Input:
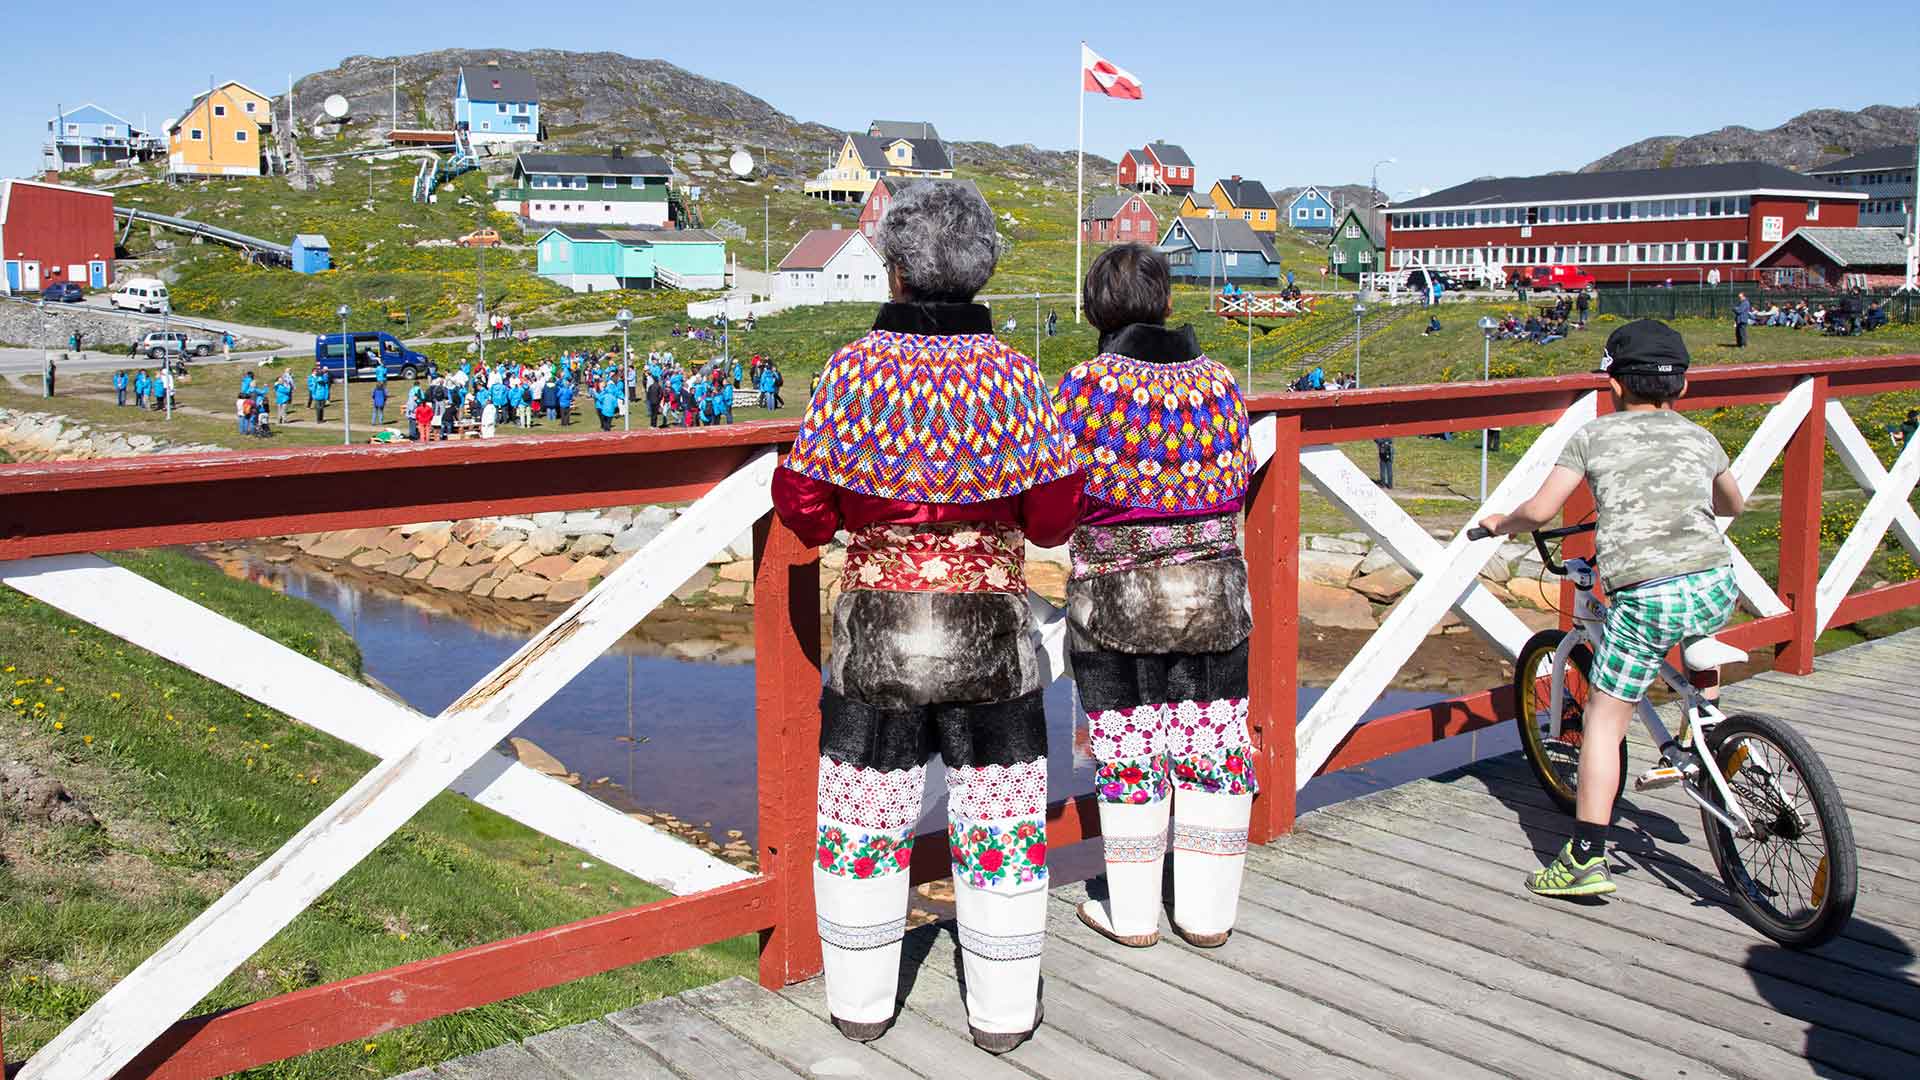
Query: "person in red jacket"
1054 244 1256 950
773 181 1081 1054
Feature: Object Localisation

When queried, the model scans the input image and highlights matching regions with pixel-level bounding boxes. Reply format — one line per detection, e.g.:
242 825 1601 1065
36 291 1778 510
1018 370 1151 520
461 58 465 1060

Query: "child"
1477 319 1746 898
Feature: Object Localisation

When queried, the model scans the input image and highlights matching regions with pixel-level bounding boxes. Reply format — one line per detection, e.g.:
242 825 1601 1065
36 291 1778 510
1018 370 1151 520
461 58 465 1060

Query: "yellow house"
1178 191 1215 219
1207 177 1278 233
804 132 954 203
167 82 273 178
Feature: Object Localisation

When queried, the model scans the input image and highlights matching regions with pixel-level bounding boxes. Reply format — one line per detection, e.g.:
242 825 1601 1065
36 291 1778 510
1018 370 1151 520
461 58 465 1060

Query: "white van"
110 277 170 314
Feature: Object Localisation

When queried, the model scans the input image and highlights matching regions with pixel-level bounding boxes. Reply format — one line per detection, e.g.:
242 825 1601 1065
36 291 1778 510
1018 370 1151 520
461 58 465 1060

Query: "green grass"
0 550 751 1076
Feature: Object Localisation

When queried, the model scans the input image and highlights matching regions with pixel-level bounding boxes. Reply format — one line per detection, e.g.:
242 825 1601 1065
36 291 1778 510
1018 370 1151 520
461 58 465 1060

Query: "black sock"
1571 820 1607 863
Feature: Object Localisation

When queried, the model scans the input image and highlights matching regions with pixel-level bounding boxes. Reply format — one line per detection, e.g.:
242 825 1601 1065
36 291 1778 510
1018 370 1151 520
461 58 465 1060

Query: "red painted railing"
3 353 1917 1077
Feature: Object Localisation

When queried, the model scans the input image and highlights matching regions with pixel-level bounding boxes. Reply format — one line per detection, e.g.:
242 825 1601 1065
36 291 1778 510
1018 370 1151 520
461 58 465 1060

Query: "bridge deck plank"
409 633 1920 1079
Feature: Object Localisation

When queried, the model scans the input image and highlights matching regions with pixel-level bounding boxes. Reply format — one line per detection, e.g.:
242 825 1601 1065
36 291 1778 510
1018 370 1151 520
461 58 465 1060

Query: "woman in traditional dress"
773 180 1081 1053
1054 243 1256 949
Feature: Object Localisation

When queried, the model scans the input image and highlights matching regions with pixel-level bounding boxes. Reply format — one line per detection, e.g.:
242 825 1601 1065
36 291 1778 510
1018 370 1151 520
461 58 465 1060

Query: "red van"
1518 264 1597 292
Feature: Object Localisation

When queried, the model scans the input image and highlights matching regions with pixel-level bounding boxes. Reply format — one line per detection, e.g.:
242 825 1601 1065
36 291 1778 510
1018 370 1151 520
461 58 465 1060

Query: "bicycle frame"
1545 556 1758 838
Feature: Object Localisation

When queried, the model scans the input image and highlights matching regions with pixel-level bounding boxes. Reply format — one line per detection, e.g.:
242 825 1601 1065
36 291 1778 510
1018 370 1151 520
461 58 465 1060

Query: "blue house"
44 104 159 172
1158 217 1281 284
291 234 331 274
1286 185 1337 231
455 65 541 147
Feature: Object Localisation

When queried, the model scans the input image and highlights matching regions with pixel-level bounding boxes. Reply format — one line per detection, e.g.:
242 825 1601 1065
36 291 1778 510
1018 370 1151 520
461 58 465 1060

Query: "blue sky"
10 1 1912 192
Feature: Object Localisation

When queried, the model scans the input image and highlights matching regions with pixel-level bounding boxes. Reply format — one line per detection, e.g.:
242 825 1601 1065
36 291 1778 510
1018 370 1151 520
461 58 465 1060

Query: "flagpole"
1075 42 1086 324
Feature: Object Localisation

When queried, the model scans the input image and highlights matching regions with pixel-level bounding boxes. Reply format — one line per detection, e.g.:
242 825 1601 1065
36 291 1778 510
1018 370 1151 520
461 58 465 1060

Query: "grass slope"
0 550 750 1076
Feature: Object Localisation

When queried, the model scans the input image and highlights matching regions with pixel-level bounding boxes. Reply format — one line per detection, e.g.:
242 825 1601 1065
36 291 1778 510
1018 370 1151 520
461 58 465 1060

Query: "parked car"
1516 264 1597 293
458 228 502 248
40 282 84 303
131 330 216 361
313 330 435 382
109 277 171 313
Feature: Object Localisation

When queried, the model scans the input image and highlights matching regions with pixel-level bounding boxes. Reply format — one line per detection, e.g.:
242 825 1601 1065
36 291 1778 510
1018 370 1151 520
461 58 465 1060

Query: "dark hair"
1083 243 1170 333
1615 370 1686 405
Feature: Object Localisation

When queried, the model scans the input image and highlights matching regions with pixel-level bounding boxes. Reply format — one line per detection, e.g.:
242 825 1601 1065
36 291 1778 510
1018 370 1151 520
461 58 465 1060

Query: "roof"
870 120 942 142
1145 142 1193 168
779 228 869 271
515 153 671 177
1161 216 1278 263
292 233 330 248
848 134 951 173
1331 206 1388 247
872 176 986 207
1287 185 1332 207
1397 161 1865 210
459 66 539 102
1213 177 1276 211
605 228 723 245
48 104 132 127
1182 191 1216 211
1084 193 1141 221
1754 226 1911 269
1120 149 1145 165
544 225 612 242
1807 145 1917 176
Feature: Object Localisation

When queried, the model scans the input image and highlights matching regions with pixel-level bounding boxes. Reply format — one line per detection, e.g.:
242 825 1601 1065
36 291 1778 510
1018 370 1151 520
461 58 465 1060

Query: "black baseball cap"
1597 319 1690 377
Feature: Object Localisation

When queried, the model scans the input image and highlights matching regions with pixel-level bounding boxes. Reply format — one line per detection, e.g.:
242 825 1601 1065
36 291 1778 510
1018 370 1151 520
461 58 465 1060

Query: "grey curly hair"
874 180 999 301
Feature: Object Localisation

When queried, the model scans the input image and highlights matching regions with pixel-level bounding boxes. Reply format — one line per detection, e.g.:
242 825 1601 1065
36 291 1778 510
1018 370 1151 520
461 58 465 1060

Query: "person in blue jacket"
273 372 293 426
241 371 254 398
594 384 618 431
370 381 388 425
113 370 129 406
508 381 527 428
541 379 558 422
374 359 388 385
311 368 331 424
133 369 151 409
556 379 575 426
490 380 509 413
757 365 778 410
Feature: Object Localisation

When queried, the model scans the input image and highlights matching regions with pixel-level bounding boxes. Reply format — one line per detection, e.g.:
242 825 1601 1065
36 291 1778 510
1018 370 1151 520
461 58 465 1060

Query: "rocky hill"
1581 104 1918 173
287 49 1112 187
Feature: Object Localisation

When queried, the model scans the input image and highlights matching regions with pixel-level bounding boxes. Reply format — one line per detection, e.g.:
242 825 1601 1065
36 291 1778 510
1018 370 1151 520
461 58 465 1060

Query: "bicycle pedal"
1635 765 1685 791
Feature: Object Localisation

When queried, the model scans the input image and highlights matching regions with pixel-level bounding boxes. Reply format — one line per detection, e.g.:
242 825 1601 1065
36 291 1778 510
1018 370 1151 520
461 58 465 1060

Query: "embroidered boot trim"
818 913 909 953
957 923 1047 963
1171 821 1250 856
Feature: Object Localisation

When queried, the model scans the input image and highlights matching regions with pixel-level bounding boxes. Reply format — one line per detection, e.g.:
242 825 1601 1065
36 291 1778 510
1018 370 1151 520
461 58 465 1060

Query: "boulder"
727 528 755 561
427 563 491 592
507 737 578 785
545 580 590 604
410 531 452 560
378 530 414 556
1307 534 1370 556
437 541 473 567
525 554 577 581
349 550 388 569
1299 549 1364 588
507 544 541 568
380 555 416 576
611 523 661 553
672 566 717 602
600 507 636 527
471 578 497 599
1356 547 1400 577
488 542 522 564
635 505 676 527
1351 566 1416 604
563 510 601 527
309 532 364 560
1479 555 1513 584
342 527 391 551
1297 581 1377 631
493 572 550 601
527 527 568 555
709 579 748 600
532 511 567 527
482 528 526 549
404 561 435 581
715 559 754 583
560 555 608 583
603 551 634 575
1505 576 1557 611
568 533 613 557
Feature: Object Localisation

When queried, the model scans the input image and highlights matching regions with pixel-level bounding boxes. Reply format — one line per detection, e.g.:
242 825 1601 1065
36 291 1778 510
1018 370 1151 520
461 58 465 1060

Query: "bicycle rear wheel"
1700 713 1858 949
1512 629 1626 814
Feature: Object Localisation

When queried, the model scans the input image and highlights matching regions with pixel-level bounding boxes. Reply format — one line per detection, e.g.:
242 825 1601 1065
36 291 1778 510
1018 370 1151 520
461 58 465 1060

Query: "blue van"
313 331 435 382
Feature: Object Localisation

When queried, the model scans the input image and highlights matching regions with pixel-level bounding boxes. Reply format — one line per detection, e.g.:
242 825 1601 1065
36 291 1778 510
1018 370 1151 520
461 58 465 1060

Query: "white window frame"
244 101 257 114
190 128 204 141
1806 200 1820 221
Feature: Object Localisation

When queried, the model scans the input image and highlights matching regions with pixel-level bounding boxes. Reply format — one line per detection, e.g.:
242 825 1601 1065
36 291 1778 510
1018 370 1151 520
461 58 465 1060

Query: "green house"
535 226 726 294
1327 206 1388 281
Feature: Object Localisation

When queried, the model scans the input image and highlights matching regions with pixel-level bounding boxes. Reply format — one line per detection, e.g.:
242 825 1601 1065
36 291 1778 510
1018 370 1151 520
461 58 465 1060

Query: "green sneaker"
1526 841 1616 898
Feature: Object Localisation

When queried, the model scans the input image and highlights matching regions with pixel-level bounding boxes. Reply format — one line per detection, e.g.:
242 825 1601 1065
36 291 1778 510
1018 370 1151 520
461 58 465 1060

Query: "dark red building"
858 176 988 241
1081 192 1160 244
1116 141 1194 194
1383 162 1865 286
1 179 115 294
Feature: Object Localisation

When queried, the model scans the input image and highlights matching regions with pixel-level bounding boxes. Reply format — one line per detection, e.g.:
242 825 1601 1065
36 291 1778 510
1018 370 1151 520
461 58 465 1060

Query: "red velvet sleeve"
1017 472 1086 549
771 466 842 549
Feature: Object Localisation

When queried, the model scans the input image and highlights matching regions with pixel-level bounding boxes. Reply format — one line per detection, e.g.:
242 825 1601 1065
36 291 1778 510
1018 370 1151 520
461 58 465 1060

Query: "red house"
857 177 988 240
1 179 115 294
1115 149 1147 189
1082 193 1160 244
1382 162 1865 287
1116 141 1195 194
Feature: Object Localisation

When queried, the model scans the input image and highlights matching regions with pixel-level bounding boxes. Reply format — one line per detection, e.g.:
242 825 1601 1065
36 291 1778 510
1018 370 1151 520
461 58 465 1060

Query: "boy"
1478 320 1746 898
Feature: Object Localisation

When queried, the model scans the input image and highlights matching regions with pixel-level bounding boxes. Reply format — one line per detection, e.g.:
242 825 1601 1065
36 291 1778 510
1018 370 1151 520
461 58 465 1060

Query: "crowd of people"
1737 292 1891 338
108 367 178 414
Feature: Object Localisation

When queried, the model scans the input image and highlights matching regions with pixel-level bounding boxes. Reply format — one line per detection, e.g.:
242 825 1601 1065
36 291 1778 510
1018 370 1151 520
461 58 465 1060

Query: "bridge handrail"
3 352 1919 1078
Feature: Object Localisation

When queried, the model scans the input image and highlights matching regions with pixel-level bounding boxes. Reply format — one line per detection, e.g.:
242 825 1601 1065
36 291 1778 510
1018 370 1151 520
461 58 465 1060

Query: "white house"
771 228 886 306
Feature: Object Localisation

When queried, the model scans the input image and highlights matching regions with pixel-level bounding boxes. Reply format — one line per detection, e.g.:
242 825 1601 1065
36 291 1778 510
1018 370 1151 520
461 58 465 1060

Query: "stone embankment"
0 406 223 461
0 299 279 353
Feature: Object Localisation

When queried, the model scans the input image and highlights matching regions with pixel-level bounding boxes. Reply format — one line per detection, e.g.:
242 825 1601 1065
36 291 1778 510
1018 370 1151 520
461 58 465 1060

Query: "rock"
532 511 567 527
600 507 636 527
437 541 473 567
626 811 655 825
1478 579 1514 604
611 523 661 552
545 580 590 603
709 579 747 600
672 566 717 602
378 530 414 556
0 761 99 829
507 545 541 568
603 551 634 575
1307 534 1370 556
568 533 612 557
1351 566 1416 604
488 542 523 564
1479 556 1513 584
563 510 601 526
452 520 496 546
528 527 568 555
427 563 491 592
471 578 497 598
727 529 755 561
666 638 727 660
350 549 388 569
410 531 451 560
507 737 577 785
715 559 754 583
309 532 364 560
1505 576 1557 611
398 521 453 539
342 527 390 550
525 554 576 581
494 517 539 533
404 561 435 581
483 528 526 549
1297 581 1377 630
1299 549 1365 588
635 505 676 527
1356 547 1399 576
380 555 417 576
493 572 550 601
560 555 607 583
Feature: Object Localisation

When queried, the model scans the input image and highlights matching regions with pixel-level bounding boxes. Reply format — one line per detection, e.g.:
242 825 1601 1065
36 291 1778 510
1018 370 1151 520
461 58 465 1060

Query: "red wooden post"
1246 414 1301 844
1776 375 1829 675
753 507 823 988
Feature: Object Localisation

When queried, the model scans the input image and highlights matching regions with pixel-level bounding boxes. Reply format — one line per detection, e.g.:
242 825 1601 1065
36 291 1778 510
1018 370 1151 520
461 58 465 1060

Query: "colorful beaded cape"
783 330 1076 503
1053 353 1251 513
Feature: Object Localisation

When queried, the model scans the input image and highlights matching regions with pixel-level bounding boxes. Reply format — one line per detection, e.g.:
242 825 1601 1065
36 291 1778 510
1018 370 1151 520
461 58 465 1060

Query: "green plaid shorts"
1591 566 1738 703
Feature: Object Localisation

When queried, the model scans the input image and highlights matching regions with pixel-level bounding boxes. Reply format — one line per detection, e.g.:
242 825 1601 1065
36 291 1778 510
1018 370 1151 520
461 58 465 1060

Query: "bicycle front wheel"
1701 713 1858 949
1512 629 1626 814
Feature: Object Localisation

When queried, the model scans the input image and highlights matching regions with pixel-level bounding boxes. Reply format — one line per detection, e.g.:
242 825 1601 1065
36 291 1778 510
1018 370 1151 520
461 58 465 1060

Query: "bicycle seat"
1682 636 1748 671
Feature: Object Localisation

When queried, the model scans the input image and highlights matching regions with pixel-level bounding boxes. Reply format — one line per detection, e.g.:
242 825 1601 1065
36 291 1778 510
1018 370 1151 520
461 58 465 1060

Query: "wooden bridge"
2 355 1918 1078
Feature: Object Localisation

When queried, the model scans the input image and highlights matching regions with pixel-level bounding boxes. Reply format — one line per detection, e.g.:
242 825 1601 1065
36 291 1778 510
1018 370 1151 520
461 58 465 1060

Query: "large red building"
1383 162 1865 286
1081 192 1160 244
0 179 115 294
1116 141 1195 194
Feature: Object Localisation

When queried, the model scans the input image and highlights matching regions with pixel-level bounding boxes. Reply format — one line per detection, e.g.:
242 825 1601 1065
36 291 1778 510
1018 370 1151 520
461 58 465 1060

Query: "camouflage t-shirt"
1557 410 1732 592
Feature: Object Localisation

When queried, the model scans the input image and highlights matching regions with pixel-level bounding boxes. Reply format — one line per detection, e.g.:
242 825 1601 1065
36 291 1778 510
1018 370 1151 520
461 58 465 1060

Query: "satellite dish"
729 150 755 177
323 94 351 119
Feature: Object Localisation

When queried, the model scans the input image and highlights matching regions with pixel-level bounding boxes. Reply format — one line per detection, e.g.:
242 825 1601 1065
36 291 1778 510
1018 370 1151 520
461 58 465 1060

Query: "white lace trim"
1172 821 1249 855
817 757 926 830
947 758 1048 822
957 924 1046 963
1103 832 1168 864
818 913 908 952
1089 698 1250 762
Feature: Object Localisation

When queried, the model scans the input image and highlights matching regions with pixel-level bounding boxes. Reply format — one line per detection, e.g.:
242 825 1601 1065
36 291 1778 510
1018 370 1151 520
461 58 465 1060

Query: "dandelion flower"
42 677 52 685
206 726 218 735
34 702 45 710
83 735 93 745
2 665 12 672
54 686 63 693
109 692 121 700
9 697 20 706
166 713 174 722
363 1043 376 1054
52 721 63 731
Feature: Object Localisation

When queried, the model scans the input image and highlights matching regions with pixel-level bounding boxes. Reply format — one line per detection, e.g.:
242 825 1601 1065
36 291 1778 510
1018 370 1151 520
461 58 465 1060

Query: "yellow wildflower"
363 1043 376 1054
2 665 12 672
52 721 63 731
109 692 121 700
83 735 94 745
206 726 218 735
9 697 20 706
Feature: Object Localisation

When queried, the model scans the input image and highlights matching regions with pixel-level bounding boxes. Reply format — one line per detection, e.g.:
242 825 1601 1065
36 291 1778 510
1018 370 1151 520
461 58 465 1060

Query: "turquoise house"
1287 185 1337 232
536 226 726 293
455 65 540 147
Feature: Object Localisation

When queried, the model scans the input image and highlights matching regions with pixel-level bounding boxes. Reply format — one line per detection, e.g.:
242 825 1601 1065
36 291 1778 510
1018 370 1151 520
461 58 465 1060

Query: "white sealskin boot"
1077 797 1170 947
952 877 1046 1054
1170 789 1253 947
814 868 908 1041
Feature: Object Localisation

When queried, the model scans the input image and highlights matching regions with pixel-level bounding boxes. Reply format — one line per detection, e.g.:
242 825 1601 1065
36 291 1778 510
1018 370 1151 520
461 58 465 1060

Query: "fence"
3 354 1919 1078
1599 286 1919 324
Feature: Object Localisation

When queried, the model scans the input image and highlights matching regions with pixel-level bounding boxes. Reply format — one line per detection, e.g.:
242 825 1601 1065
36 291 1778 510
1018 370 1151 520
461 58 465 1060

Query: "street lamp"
763 195 771 298
614 308 633 431
1351 302 1367 388
1478 315 1498 502
1371 157 1397 206
337 304 351 445
475 289 486 371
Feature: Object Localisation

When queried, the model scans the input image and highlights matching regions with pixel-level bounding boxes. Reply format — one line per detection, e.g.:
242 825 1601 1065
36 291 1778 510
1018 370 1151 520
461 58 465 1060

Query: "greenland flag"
1082 44 1143 99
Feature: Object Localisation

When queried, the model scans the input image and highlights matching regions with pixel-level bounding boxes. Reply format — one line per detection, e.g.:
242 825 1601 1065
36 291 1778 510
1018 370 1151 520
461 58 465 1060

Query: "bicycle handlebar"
1465 521 1596 577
